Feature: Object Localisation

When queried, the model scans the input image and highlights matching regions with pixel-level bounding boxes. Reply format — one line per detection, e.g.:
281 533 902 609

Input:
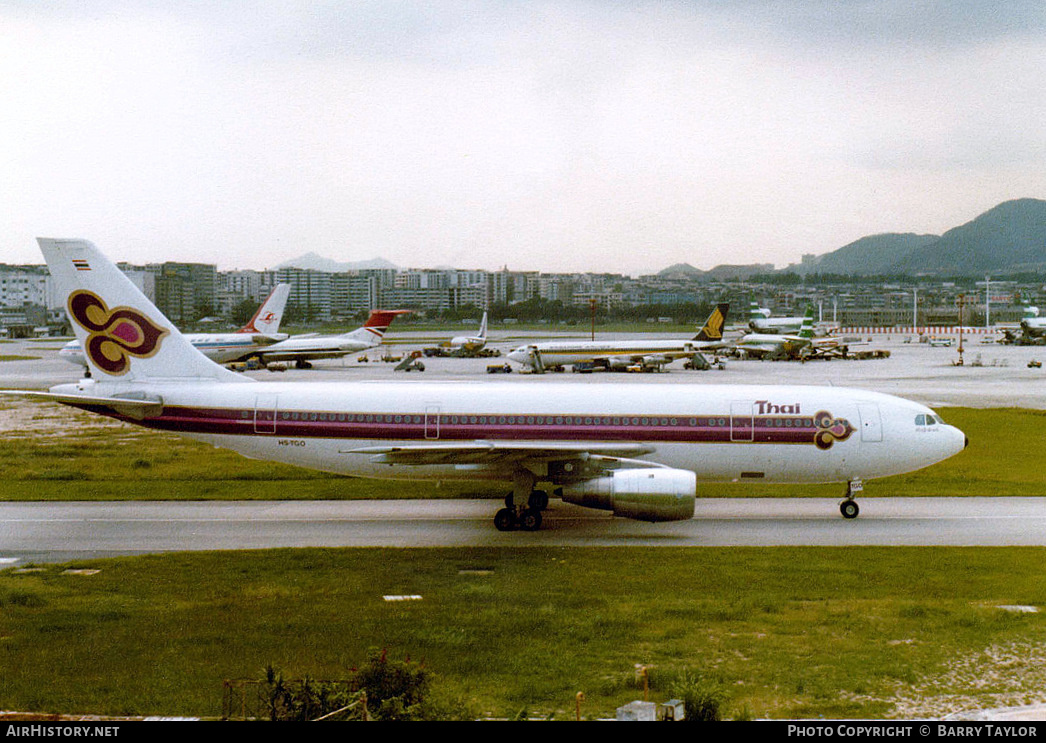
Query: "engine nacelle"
560 468 696 522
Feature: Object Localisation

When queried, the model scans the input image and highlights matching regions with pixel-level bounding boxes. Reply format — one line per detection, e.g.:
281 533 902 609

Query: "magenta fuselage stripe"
75 404 838 446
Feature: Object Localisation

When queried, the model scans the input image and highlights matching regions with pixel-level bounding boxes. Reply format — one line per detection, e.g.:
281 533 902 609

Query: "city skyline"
3 2 1045 275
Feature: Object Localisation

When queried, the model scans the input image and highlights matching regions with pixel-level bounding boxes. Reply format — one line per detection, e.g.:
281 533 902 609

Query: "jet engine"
560 468 696 522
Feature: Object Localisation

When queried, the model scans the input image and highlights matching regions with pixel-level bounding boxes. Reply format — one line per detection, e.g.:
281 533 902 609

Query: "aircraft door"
858 403 882 442
425 405 440 440
730 401 754 442
254 393 279 435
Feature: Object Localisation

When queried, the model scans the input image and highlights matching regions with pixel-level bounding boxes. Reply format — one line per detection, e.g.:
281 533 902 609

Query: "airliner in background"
443 311 489 354
506 304 730 373
10 240 966 531
239 309 410 369
423 312 491 359
735 309 855 361
60 282 292 368
1019 306 1046 339
748 303 811 335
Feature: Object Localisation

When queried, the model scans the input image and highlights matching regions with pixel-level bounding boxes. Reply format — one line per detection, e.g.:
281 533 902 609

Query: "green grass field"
1 402 1044 719
1 548 1045 720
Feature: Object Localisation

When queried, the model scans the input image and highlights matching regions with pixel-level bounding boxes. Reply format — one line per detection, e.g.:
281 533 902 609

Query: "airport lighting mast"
985 275 991 330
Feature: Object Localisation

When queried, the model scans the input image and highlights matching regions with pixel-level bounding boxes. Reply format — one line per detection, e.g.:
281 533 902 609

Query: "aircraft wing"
344 441 657 466
249 334 288 345
692 340 731 352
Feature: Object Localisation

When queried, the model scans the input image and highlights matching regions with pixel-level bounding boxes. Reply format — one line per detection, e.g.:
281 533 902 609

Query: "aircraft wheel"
528 489 549 511
519 508 542 532
840 499 860 519
494 508 517 532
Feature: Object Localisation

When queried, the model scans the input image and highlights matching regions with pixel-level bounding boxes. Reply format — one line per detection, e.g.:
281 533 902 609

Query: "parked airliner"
10 240 967 531
447 311 488 353
59 282 292 367
506 304 730 372
748 303 811 335
249 309 410 368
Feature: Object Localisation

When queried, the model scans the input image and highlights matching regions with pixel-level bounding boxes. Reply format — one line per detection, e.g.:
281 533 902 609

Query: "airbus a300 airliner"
10 239 967 531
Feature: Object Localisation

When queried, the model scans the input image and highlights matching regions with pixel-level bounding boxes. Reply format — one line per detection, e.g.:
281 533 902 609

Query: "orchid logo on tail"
68 290 169 375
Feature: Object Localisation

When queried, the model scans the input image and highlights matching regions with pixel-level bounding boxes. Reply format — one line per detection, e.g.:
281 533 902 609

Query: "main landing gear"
494 490 548 532
494 470 549 532
839 479 863 519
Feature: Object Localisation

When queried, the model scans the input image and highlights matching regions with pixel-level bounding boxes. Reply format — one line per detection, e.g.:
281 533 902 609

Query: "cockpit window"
915 414 944 426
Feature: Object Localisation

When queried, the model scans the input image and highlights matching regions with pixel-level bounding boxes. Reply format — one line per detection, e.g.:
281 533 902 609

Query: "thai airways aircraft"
247 309 410 368
59 282 292 368
10 240 966 531
506 304 730 373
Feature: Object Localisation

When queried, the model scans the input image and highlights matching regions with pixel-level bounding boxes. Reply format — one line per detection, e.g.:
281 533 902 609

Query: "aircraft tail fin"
341 309 410 347
37 238 243 383
797 309 816 339
748 302 770 320
238 283 291 334
478 311 488 340
693 303 729 342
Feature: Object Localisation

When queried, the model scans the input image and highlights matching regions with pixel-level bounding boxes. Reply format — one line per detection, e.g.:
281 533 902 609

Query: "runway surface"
3 497 1046 565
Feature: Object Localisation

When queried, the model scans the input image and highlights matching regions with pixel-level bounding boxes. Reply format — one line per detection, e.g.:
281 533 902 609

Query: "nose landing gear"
839 479 863 519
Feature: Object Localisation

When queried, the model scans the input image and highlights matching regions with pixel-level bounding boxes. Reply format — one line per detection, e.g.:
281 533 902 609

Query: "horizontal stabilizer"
1 389 164 419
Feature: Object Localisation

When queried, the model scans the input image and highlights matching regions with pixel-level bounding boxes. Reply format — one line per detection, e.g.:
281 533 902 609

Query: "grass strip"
0 547 1044 720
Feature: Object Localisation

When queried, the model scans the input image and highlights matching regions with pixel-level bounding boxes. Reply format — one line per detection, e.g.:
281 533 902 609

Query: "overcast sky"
2 1 1045 275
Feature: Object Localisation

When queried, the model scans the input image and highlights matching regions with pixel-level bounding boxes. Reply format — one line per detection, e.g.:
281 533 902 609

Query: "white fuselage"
53 379 966 487
1021 318 1046 337
735 333 812 358
749 317 807 334
252 334 374 362
447 335 486 352
507 340 713 369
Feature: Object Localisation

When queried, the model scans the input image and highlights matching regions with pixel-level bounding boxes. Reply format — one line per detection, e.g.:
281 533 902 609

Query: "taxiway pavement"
4 497 1046 565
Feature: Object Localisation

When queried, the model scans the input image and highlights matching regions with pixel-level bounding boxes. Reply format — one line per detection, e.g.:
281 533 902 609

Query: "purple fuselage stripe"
78 404 832 446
